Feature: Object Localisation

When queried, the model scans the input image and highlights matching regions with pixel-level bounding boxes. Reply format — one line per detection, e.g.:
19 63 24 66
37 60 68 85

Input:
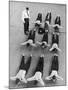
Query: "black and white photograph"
9 1 66 89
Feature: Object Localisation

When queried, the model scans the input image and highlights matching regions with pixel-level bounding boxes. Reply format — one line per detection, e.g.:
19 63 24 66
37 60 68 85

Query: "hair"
26 7 29 10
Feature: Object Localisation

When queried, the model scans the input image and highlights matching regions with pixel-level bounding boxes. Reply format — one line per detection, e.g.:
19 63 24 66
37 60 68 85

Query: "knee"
35 72 42 79
54 43 58 47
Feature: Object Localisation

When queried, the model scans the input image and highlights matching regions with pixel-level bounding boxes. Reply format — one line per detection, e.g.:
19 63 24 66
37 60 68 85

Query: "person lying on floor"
49 32 61 52
34 13 44 35
27 54 45 86
36 30 50 48
21 29 36 47
38 12 52 35
52 16 62 30
10 54 32 84
45 53 63 81
44 12 51 27
34 13 42 29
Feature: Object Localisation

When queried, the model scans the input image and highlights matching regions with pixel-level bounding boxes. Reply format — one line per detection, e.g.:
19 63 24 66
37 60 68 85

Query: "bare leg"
45 71 55 80
21 70 27 83
36 41 50 48
10 76 17 81
21 40 30 45
55 45 61 52
30 43 36 47
27 76 36 81
55 72 63 80
52 24 63 29
36 41 42 45
43 42 50 47
49 44 55 51
10 70 23 81
38 78 45 86
23 40 36 47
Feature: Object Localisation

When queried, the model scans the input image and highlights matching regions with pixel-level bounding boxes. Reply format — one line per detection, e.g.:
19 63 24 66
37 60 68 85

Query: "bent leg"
27 75 36 81
55 45 61 52
36 41 42 45
45 71 56 80
49 44 55 51
43 42 50 47
34 72 45 86
55 72 63 80
10 76 17 81
10 70 23 81
21 40 29 45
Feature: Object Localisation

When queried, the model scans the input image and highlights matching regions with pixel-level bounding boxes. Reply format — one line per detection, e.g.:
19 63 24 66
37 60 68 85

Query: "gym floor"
9 1 66 88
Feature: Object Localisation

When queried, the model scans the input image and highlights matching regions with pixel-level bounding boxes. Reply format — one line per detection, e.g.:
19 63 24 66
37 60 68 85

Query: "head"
26 7 29 11
52 48 58 53
26 43 30 47
41 43 45 48
52 75 56 82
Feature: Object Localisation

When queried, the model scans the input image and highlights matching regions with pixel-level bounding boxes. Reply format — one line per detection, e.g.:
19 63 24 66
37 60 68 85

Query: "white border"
0 0 68 90
10 0 67 4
